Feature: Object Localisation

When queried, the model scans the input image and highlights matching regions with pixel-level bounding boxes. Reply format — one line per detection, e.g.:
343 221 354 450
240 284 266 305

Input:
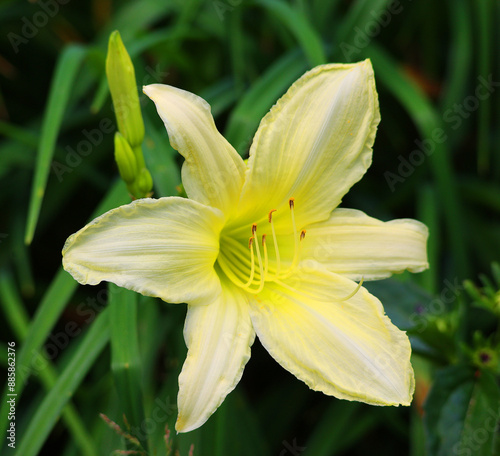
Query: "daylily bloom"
62 59 428 433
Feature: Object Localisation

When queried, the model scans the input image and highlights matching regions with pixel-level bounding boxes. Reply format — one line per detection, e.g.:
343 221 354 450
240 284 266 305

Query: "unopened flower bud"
114 132 137 184
106 30 145 148
136 167 153 195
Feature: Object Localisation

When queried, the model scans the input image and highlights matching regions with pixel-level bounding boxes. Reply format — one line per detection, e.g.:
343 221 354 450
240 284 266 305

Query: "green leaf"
25 44 87 245
364 278 432 332
304 402 376 456
365 43 469 279
334 0 393 56
0 270 98 456
0 180 129 438
474 0 494 173
15 308 110 456
416 184 440 294
109 283 147 450
224 49 308 153
143 113 181 198
424 365 500 456
98 0 175 44
255 0 326 66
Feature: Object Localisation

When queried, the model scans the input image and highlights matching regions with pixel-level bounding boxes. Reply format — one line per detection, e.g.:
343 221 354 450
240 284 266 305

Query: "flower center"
218 198 305 294
217 198 364 301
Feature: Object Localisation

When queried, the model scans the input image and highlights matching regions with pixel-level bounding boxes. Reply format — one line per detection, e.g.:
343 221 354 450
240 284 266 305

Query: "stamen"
268 209 281 278
217 251 250 288
262 234 269 278
280 198 300 277
219 201 309 294
289 198 299 267
337 278 364 301
253 231 265 293
243 236 256 287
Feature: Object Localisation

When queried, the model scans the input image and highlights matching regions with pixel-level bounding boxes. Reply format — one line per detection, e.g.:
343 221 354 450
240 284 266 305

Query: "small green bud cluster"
106 30 153 198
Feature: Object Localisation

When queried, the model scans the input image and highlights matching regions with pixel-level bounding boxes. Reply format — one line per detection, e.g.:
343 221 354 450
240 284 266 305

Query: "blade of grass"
214 399 228 456
0 270 29 339
439 0 472 155
224 49 308 153
439 0 472 113
0 121 39 148
459 178 500 212
24 44 87 245
200 77 239 118
15 307 110 456
334 0 392 51
109 283 147 451
0 270 98 456
304 402 377 456
366 43 469 279
496 0 500 180
143 113 181 198
12 214 34 297
98 0 175 44
258 382 309 439
311 0 343 34
228 390 271 456
475 0 493 174
416 184 440 294
0 179 128 438
255 0 326 66
228 6 246 94
0 343 7 367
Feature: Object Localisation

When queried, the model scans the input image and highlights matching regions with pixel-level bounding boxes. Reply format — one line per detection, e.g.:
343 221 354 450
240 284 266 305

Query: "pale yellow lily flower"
62 60 428 433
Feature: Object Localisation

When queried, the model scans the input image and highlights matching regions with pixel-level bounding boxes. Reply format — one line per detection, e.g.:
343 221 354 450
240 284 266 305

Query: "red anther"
289 198 295 209
300 230 306 241
268 209 277 223
251 223 257 235
248 237 254 249
262 234 267 246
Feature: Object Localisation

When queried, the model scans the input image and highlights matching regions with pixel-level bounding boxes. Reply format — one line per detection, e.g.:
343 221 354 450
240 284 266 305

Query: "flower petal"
249 263 414 405
301 208 429 280
233 59 380 232
62 197 224 306
143 84 245 216
176 279 255 432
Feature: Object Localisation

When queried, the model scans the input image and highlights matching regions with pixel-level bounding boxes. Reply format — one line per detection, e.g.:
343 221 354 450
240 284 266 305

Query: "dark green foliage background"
0 0 499 455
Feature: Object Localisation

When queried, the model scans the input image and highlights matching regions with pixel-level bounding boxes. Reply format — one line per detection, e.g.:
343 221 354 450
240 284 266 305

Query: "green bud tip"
106 30 145 148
